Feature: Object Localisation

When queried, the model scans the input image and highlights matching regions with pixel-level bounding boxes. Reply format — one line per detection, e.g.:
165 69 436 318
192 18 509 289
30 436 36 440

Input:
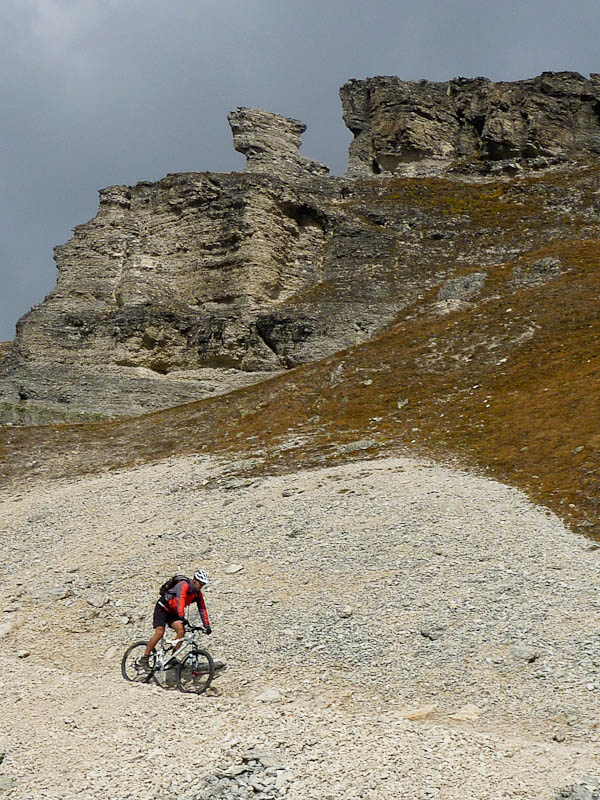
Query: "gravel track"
1 453 599 799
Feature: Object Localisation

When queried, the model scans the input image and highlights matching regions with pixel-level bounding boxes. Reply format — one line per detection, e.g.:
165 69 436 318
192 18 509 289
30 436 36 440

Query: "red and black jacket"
160 579 210 627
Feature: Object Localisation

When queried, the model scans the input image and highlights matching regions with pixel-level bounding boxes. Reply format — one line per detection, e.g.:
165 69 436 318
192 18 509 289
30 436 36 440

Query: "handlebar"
183 619 208 633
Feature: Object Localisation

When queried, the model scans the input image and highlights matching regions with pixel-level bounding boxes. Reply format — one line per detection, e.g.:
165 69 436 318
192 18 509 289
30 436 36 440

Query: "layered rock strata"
1 73 599 422
0 170 329 422
228 107 329 178
341 71 600 176
0 107 415 422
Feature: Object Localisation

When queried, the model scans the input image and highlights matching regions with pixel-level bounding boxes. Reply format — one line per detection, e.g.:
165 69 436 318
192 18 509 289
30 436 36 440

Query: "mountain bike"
121 620 215 694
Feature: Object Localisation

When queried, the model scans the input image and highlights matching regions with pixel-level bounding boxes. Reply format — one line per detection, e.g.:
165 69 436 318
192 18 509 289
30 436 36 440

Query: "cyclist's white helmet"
193 569 208 585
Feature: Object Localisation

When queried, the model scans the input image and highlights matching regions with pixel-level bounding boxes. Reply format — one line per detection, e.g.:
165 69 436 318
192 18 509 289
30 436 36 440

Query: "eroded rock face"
0 170 335 421
341 71 600 176
0 114 418 422
229 107 329 178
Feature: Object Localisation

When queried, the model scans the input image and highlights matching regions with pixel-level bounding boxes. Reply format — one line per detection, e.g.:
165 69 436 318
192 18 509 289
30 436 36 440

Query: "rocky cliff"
341 71 600 176
1 71 599 423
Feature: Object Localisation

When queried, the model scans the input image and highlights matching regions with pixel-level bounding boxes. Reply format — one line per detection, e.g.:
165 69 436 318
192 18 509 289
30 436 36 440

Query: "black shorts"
152 602 181 629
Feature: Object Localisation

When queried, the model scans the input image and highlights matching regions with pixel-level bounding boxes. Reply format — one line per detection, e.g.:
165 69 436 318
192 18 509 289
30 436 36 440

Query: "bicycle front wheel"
121 641 155 682
176 649 215 694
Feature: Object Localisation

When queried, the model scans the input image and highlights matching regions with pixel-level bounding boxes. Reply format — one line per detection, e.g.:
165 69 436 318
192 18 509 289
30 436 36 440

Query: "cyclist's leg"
171 619 185 651
144 626 164 656
145 602 168 656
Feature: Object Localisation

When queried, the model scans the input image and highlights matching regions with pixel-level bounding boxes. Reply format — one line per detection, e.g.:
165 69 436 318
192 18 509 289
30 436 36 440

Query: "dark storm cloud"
1 0 599 340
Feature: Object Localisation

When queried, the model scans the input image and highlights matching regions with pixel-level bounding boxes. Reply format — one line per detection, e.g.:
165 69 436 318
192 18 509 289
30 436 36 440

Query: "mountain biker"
140 569 212 670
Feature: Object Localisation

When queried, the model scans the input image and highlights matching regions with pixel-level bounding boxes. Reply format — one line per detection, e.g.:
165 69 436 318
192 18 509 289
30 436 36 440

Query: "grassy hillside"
1 167 599 537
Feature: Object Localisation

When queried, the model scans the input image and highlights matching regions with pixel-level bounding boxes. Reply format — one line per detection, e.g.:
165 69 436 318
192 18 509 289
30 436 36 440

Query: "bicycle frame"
121 621 215 693
152 625 207 673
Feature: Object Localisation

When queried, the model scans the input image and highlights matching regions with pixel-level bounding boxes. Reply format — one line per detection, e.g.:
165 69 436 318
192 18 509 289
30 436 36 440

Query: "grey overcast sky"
1 0 599 341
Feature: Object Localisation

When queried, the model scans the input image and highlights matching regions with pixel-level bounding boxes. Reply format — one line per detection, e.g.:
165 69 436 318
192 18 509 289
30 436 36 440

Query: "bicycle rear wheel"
176 649 215 694
121 641 156 682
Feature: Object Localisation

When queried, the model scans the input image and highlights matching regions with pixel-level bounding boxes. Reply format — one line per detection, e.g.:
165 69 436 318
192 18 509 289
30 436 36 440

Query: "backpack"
159 574 190 601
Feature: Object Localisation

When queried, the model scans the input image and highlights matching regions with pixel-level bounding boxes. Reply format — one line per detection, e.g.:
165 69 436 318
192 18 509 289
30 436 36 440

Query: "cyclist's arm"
196 591 210 628
177 582 189 619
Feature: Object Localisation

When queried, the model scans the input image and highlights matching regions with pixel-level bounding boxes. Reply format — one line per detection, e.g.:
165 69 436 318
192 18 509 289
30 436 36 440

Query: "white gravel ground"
0 453 599 799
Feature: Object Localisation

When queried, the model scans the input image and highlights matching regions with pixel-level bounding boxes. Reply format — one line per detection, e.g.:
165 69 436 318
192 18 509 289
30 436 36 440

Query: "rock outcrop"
341 71 600 176
229 107 329 178
0 110 415 422
1 71 599 423
0 169 329 421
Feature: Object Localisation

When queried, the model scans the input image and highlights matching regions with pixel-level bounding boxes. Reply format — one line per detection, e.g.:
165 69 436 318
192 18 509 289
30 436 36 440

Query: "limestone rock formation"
341 71 600 176
229 107 329 178
0 109 413 422
0 168 331 422
1 71 599 423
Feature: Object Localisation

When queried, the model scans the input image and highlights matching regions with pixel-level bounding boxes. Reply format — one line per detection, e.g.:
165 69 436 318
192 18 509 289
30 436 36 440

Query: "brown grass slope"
1 167 599 537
